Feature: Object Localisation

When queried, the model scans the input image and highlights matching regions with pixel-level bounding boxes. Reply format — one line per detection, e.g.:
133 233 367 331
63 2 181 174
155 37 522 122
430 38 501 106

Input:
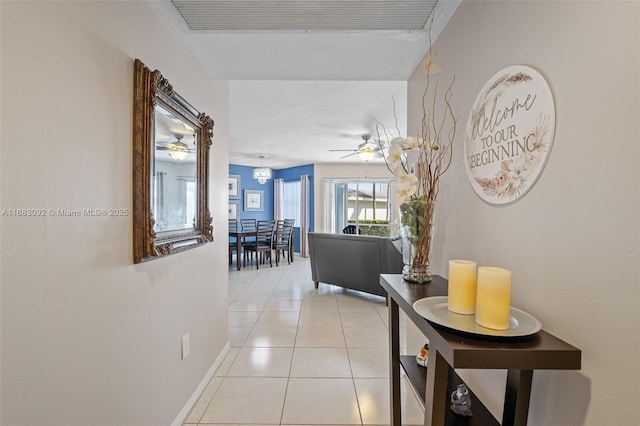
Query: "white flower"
387 137 422 174
390 137 406 149
387 145 404 171
395 171 418 205
386 137 422 204
404 136 419 150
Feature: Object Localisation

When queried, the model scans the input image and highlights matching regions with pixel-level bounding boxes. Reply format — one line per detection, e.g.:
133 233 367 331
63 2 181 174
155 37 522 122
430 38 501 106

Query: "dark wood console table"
380 274 581 426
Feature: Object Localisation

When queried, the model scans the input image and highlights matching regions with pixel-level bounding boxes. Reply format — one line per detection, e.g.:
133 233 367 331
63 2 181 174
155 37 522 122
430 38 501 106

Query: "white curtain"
299 175 310 257
322 178 335 233
155 171 165 223
274 178 284 220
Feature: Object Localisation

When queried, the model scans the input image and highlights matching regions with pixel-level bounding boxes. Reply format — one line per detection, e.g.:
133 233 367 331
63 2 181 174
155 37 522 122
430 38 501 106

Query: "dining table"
229 229 256 270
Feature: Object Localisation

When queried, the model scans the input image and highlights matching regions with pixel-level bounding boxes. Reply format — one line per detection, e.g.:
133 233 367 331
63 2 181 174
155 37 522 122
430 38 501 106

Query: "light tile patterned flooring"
184 255 424 425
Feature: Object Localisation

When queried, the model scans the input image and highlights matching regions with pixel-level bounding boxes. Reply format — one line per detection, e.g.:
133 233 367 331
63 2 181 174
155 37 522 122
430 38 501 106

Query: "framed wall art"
244 189 263 212
228 200 239 220
228 174 240 199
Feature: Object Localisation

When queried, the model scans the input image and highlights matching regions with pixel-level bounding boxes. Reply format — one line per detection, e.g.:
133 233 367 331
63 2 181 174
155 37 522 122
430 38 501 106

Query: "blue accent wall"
229 163 314 253
229 164 274 222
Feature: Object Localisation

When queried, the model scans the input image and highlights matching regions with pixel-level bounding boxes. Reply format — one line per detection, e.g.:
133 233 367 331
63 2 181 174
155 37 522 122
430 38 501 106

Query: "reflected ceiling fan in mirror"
156 134 195 162
329 135 384 162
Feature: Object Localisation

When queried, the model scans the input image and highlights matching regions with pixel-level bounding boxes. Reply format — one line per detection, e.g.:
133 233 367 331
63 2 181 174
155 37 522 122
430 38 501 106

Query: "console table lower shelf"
400 355 500 426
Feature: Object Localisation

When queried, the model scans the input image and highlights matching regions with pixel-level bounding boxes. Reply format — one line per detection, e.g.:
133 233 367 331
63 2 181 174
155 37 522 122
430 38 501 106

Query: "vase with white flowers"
377 52 457 283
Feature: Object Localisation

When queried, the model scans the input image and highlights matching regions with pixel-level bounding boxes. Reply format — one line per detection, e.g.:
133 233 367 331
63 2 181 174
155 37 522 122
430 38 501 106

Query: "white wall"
1 2 230 425
406 1 639 425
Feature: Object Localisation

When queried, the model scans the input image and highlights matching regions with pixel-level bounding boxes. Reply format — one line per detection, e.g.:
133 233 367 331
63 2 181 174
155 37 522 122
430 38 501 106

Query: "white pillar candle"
475 266 512 330
448 260 478 314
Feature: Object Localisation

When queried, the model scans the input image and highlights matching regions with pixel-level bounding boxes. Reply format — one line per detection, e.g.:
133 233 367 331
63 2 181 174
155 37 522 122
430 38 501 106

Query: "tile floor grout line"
277 275 298 426
278 303 296 425
192 357 231 425
336 294 365 426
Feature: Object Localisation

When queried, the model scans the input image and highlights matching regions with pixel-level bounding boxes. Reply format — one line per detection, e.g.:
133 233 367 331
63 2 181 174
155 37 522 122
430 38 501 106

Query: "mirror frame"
133 59 214 263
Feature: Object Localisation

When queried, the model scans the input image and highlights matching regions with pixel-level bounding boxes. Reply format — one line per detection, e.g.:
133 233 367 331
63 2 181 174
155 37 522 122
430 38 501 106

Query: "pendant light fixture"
252 155 272 184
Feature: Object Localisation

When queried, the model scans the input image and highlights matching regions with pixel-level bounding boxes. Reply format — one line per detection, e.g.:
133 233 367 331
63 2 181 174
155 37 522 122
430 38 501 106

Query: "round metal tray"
413 296 542 338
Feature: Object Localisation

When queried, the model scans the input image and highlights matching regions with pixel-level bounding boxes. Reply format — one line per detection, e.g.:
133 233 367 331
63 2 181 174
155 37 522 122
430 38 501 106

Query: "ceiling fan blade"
156 145 195 152
339 152 359 159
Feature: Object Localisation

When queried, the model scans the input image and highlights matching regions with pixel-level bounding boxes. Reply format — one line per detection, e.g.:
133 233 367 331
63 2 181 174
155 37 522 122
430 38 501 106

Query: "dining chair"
274 219 295 266
240 218 256 231
240 218 257 266
228 219 238 265
285 218 296 263
342 224 360 234
244 219 276 269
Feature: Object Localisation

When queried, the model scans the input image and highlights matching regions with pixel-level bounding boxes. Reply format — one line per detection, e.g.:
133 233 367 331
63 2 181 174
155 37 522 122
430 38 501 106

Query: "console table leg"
503 369 533 426
424 349 448 426
388 297 401 426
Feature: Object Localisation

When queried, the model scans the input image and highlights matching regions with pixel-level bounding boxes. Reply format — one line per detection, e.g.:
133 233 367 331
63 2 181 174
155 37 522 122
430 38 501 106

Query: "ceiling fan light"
168 141 190 162
358 149 376 162
253 167 272 184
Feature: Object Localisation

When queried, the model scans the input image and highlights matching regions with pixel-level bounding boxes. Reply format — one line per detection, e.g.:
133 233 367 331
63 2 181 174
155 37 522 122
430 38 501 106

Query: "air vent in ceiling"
170 0 437 31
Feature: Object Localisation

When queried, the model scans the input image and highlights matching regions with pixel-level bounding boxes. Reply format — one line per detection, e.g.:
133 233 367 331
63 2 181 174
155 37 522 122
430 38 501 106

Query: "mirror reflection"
153 105 197 232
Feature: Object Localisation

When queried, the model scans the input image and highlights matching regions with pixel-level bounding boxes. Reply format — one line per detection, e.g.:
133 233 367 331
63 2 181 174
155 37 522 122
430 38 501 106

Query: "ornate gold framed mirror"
133 59 214 263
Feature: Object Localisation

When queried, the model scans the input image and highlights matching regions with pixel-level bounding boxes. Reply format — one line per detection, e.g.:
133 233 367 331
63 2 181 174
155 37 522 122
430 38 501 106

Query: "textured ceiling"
153 0 461 168
228 80 408 168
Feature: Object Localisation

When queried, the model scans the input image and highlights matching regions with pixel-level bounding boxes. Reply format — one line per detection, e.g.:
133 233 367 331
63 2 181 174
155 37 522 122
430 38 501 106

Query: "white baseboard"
171 341 231 426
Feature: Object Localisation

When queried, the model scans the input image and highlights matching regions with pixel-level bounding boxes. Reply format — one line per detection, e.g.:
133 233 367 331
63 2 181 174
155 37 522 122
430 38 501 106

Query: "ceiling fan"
329 135 384 161
156 134 195 161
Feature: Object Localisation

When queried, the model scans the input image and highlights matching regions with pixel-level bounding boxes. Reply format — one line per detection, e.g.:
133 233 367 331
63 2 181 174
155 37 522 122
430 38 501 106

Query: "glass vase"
400 199 435 283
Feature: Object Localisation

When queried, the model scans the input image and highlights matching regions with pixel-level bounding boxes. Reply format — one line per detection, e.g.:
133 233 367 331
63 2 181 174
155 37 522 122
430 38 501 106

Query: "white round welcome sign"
464 65 555 205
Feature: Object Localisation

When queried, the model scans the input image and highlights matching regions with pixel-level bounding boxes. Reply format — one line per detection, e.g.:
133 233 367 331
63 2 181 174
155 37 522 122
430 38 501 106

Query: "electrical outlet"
181 332 190 360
